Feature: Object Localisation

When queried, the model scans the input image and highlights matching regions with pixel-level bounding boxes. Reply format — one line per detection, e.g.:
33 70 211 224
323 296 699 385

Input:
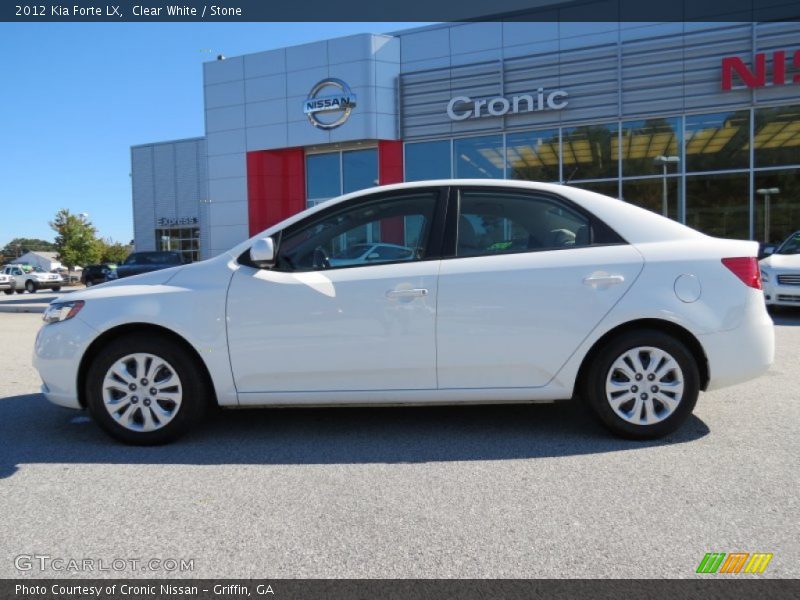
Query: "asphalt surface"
0 311 798 579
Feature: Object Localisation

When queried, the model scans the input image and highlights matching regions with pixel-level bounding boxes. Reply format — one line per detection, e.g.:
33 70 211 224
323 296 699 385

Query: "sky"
0 22 429 249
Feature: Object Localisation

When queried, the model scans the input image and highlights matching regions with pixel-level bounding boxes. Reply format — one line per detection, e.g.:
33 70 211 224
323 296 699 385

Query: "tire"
581 329 699 440
85 333 210 445
3 289 12 295
85 280 93 287
25 280 37 293
52 286 61 292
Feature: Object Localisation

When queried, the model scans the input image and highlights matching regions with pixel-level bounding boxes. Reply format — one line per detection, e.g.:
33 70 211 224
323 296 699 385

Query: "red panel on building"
246 148 306 236
378 140 405 244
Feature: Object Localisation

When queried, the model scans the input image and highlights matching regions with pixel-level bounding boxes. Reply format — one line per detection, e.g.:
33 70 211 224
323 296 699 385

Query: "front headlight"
761 269 770 283
43 300 85 324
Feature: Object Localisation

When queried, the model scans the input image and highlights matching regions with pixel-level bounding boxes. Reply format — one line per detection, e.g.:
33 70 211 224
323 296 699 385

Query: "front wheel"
85 334 209 445
581 329 699 439
3 289 12 295
25 280 38 293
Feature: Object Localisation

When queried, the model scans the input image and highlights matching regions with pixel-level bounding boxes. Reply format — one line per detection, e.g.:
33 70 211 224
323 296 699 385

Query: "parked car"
81 264 118 287
328 243 416 267
0 271 17 294
3 264 62 293
33 180 774 445
759 230 800 308
115 251 183 279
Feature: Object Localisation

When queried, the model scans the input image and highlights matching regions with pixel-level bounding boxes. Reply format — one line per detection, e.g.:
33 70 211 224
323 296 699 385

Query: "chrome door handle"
583 274 625 287
386 288 428 299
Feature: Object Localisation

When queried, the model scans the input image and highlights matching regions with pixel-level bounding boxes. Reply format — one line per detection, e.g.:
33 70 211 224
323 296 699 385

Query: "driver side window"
276 192 438 272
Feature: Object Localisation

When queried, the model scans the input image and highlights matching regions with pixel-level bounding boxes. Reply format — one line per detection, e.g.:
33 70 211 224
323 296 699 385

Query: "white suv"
3 265 63 294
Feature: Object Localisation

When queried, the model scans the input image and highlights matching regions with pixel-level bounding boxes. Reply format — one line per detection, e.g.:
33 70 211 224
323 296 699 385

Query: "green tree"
49 209 100 269
96 238 130 264
1 237 55 258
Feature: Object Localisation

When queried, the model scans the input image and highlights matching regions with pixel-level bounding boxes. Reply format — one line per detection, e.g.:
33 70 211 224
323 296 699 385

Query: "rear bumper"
699 301 775 391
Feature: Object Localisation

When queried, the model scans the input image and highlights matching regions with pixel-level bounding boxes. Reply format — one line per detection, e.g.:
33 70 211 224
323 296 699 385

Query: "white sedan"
33 180 774 444
760 231 800 308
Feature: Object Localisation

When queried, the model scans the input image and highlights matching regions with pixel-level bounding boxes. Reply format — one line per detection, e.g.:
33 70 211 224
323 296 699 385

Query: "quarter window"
276 192 438 272
456 191 592 257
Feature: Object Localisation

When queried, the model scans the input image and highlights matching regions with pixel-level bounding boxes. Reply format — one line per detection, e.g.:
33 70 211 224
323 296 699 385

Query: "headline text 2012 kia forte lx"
33 181 775 444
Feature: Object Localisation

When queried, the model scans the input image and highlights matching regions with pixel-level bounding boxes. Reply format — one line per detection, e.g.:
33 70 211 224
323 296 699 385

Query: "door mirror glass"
250 237 276 268
760 244 776 258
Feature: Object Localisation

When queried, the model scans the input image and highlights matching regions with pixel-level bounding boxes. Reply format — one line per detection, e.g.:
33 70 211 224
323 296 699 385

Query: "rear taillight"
722 257 762 290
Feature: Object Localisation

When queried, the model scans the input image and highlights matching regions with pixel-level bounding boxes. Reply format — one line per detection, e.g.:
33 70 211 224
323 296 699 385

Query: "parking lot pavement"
0 311 798 579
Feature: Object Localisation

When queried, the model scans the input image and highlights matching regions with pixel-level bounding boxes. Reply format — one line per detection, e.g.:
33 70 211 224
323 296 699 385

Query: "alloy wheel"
101 353 183 432
605 346 685 426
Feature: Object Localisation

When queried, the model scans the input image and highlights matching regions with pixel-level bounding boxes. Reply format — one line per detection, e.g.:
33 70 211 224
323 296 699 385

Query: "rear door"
436 186 644 389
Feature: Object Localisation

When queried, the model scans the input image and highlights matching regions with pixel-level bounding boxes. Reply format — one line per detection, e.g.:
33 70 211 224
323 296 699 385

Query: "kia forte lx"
33 180 774 444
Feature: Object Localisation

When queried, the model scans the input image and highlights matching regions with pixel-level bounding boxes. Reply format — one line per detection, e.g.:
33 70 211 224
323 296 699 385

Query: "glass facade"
156 227 200 263
403 102 800 241
306 147 378 207
405 140 451 181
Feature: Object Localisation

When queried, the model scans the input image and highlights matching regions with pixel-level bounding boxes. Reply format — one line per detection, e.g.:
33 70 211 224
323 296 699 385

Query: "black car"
81 264 118 287
115 251 184 279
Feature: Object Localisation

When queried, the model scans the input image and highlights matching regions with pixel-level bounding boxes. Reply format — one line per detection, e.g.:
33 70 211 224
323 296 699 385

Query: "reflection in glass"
753 104 800 168
621 118 681 177
405 140 451 181
562 123 618 180
686 173 749 240
754 170 800 244
685 111 749 172
506 129 560 182
569 180 619 198
622 177 680 220
306 153 340 203
454 135 504 179
342 148 378 194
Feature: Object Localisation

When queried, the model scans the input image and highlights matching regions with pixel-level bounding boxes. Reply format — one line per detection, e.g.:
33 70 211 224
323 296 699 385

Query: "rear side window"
457 190 592 258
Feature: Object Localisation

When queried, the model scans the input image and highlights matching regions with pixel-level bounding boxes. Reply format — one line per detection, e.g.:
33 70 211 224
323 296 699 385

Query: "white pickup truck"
2 264 63 294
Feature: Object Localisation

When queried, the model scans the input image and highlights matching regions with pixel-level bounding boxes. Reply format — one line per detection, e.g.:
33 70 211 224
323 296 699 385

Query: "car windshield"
775 232 800 255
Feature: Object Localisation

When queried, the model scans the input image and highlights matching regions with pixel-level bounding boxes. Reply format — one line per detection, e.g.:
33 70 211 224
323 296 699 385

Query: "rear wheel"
581 329 699 439
85 334 209 445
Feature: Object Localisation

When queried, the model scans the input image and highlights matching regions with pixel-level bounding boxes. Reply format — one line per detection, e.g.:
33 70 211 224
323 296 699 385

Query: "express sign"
722 49 800 90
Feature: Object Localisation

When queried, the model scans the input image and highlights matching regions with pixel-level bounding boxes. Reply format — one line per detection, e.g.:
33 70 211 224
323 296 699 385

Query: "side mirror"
761 245 776 258
250 237 276 268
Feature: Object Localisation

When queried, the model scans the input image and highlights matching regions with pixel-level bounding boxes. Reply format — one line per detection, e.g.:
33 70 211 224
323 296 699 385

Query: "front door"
226 188 444 395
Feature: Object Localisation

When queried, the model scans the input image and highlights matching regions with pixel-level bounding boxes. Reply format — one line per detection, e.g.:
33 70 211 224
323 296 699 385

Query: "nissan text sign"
722 49 800 90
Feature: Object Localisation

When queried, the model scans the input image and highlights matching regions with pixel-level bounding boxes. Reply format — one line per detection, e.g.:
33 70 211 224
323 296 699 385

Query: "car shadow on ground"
0 393 710 479
769 308 800 326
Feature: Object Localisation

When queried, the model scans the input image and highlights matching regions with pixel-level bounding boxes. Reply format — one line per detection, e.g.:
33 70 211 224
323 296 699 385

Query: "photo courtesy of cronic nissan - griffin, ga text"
32 181 775 444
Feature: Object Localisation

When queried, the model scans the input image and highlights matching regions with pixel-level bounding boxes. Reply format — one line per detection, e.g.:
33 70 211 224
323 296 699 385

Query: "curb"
0 305 47 314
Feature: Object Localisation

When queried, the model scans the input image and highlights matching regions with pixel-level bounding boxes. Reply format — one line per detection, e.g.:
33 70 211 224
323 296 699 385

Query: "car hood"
58 265 185 303
760 254 800 271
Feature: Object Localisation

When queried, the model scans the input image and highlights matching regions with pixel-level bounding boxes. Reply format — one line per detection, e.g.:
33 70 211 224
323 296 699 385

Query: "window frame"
442 185 627 260
240 186 450 273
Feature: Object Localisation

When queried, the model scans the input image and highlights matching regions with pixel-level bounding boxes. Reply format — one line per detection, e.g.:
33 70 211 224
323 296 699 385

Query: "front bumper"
34 280 64 289
764 281 800 306
0 281 14 290
33 316 98 409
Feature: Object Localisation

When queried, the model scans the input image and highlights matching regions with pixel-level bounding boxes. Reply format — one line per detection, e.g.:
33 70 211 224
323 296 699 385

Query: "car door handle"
386 288 428 299
583 274 625 287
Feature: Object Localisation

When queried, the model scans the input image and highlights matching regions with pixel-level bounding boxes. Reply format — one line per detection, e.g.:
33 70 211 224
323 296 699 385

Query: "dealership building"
131 12 800 261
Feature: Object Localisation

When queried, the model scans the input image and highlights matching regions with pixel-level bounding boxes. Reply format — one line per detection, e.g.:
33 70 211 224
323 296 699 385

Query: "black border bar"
3 0 800 22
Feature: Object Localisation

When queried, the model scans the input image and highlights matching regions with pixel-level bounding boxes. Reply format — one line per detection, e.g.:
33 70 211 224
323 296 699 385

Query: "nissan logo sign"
303 78 357 130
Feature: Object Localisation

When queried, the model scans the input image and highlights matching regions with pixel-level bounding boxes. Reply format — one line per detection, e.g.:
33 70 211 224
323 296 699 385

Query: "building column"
246 148 306 236
378 140 404 244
